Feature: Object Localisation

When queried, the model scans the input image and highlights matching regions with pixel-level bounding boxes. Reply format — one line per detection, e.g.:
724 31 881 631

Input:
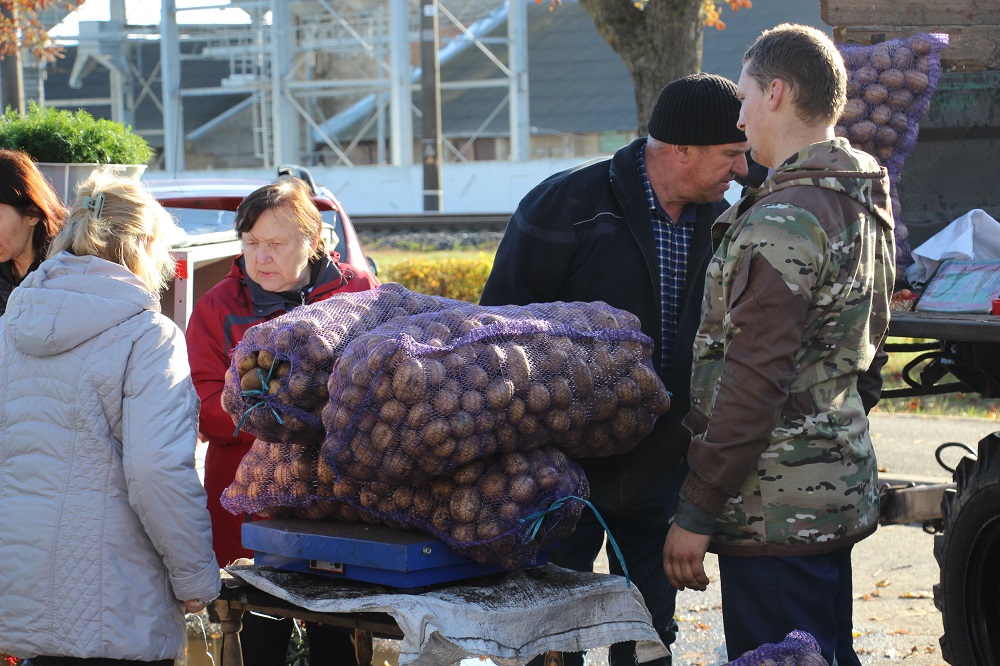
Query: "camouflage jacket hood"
677 138 896 556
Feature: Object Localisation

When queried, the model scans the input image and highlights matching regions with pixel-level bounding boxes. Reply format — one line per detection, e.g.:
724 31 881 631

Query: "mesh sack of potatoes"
220 438 381 523
221 441 589 569
835 32 949 270
724 629 829 666
321 447 589 569
321 300 671 486
222 283 452 445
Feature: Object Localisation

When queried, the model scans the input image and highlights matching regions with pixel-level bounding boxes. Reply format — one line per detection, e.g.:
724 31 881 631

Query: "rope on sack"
520 495 631 589
233 365 284 436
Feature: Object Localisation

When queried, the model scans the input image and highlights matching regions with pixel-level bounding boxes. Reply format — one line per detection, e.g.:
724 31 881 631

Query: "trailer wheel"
934 432 1000 665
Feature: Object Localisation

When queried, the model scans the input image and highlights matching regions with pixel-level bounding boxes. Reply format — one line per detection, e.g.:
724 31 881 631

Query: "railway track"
351 212 511 233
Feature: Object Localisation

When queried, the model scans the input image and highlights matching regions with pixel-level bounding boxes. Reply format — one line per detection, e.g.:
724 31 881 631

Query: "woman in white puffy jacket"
0 170 221 665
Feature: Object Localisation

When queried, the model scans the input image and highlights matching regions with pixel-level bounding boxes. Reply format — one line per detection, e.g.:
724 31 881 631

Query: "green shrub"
383 254 494 303
0 102 153 164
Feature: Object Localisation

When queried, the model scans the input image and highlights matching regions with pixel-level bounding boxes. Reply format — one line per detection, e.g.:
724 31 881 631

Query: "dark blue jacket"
481 138 728 476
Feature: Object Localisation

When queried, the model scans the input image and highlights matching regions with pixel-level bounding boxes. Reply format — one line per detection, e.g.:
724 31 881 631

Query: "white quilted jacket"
0 252 220 660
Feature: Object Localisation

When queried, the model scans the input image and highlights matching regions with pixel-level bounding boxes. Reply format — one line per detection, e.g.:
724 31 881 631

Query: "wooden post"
211 599 245 666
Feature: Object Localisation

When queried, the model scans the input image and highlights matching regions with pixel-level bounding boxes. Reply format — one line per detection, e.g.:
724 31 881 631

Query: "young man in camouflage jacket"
662 24 896 666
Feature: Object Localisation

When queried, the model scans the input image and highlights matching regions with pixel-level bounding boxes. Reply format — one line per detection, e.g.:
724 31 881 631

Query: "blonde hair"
47 169 178 294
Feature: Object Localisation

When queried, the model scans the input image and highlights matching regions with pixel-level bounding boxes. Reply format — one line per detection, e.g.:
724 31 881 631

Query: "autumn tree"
1 0 84 112
567 0 750 134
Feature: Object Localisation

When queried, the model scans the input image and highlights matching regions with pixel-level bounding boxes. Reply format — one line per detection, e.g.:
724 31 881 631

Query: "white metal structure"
39 0 531 172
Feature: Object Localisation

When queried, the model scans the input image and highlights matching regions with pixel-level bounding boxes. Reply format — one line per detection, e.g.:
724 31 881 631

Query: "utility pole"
0 3 25 114
420 0 443 211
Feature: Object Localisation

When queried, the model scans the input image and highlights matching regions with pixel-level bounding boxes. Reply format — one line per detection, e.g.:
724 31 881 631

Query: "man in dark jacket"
479 73 748 666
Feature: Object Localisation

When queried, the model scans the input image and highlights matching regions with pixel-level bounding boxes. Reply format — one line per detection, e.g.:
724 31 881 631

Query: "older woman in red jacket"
186 177 378 665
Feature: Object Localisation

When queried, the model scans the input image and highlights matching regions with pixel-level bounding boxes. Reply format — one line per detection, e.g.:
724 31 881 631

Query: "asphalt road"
289 414 1000 666
642 413 999 666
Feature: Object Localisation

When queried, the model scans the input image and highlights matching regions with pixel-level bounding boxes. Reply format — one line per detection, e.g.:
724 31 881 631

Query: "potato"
615 376 642 406
406 401 434 429
507 472 539 504
421 417 450 447
450 486 482 523
610 408 638 440
449 411 476 439
382 451 414 482
891 45 914 69
863 83 889 106
878 68 905 90
451 523 478 544
237 352 259 375
869 46 892 71
887 88 914 110
378 399 408 425
459 389 484 414
503 343 531 385
853 65 878 86
548 377 574 409
848 120 877 144
240 370 263 392
452 459 486 486
391 358 428 404
257 349 275 369
524 382 552 413
542 409 571 433
904 69 929 93
567 356 595 398
874 126 898 147
889 111 909 133
485 378 515 410
869 104 892 126
840 98 867 124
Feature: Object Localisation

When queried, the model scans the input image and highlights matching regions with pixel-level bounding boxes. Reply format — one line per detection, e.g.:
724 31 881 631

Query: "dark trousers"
240 612 359 666
528 457 687 666
718 547 861 666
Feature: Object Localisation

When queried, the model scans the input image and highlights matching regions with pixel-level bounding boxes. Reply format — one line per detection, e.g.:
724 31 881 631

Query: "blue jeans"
529 456 687 666
718 547 860 666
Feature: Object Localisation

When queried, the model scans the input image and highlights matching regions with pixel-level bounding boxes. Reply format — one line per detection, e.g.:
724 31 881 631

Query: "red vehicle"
146 165 377 331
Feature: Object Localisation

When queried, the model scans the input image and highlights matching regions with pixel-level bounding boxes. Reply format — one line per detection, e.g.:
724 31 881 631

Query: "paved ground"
201 415 997 665
367 414 998 666
575 414 1000 666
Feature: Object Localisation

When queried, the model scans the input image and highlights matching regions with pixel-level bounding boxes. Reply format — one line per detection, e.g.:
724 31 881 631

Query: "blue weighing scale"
243 518 546 589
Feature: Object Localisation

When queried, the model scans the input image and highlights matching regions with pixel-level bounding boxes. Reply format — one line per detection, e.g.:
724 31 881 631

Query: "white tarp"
227 564 668 666
905 209 1000 287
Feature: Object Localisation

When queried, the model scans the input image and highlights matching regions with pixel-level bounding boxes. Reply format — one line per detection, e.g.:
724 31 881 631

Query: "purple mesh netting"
725 630 830 666
321 300 670 486
222 283 452 444
835 32 949 273
221 441 589 569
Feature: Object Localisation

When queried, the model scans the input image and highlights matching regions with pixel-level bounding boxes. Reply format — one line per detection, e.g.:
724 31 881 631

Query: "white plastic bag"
905 209 1000 287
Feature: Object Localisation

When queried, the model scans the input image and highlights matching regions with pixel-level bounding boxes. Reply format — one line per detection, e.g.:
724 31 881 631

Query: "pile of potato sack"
220 283 671 569
834 31 949 267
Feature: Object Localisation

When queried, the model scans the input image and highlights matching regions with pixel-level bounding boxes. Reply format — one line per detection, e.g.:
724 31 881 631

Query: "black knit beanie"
647 73 746 146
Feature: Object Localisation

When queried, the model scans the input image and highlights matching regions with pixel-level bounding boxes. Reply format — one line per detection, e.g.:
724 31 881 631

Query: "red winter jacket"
186 253 379 565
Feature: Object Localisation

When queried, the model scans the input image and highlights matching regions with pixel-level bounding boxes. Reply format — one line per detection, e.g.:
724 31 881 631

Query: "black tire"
934 432 1000 665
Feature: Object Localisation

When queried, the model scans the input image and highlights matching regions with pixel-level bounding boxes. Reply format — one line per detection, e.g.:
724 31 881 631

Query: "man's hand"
662 523 713 591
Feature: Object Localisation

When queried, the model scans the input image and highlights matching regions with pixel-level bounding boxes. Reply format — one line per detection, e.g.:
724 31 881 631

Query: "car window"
166 207 237 236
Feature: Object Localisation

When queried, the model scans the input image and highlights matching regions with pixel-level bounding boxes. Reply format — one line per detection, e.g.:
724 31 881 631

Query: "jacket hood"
757 138 894 232
5 252 159 358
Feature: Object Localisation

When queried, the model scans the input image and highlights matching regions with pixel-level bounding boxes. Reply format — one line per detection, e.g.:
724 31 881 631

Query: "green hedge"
382 254 494 303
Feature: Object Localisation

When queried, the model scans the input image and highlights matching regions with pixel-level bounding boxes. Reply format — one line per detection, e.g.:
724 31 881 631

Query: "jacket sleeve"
679 211 824 522
480 206 574 307
123 320 221 603
186 284 254 446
